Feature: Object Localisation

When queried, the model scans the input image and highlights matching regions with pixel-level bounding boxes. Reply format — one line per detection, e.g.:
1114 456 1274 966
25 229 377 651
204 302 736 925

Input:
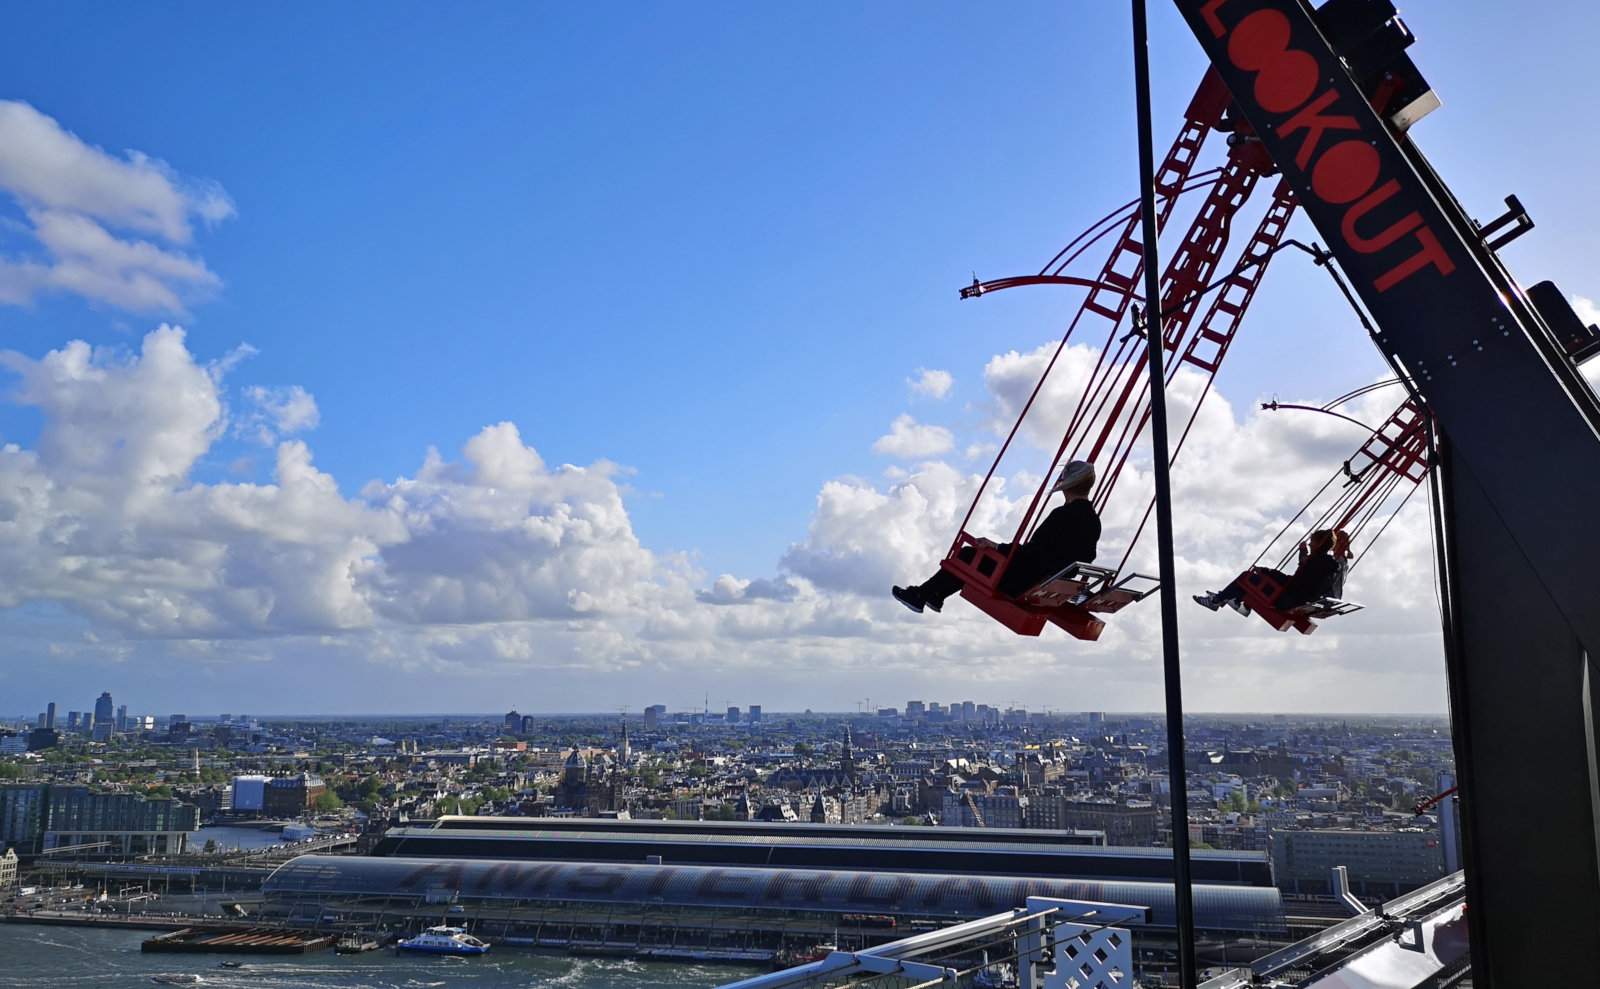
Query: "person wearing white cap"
893 460 1101 614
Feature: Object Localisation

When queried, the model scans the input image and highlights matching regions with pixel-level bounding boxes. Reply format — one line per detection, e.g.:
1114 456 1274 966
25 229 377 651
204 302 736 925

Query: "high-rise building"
961 701 976 721
503 710 522 735
644 704 665 730
115 705 128 732
749 705 762 724
726 706 740 724
44 703 56 731
66 712 80 731
94 692 114 730
1437 771 1460 874
905 701 925 719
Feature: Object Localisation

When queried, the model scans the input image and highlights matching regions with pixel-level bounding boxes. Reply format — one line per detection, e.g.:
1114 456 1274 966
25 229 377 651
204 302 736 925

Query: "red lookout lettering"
1198 0 1457 292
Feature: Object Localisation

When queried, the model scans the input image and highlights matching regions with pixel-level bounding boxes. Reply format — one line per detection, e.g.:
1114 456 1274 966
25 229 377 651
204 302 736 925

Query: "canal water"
0 925 741 989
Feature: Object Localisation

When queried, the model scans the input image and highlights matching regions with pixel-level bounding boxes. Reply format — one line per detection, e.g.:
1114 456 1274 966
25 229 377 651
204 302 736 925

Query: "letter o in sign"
1228 10 1319 113
1312 140 1381 204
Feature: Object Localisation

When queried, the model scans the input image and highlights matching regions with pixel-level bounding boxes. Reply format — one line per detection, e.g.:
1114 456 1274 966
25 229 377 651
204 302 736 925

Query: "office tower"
45 703 56 731
1438 771 1461 874
116 705 128 732
94 692 114 729
726 706 740 724
962 701 976 721
644 704 664 730
749 705 762 724
67 712 80 731
906 701 925 719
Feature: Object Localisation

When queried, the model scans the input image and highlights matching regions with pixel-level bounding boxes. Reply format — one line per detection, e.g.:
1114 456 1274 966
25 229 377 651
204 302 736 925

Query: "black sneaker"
1192 593 1222 612
924 595 942 613
892 586 925 614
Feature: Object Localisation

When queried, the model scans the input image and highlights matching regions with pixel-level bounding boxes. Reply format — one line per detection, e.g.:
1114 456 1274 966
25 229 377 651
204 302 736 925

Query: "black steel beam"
1437 440 1600 984
1132 2 1199 987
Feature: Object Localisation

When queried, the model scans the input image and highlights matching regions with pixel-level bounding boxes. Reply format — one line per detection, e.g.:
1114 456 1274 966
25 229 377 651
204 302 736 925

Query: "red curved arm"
960 274 1142 300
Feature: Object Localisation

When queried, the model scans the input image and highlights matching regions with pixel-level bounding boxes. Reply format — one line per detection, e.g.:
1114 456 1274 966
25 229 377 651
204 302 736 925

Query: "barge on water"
143 927 334 954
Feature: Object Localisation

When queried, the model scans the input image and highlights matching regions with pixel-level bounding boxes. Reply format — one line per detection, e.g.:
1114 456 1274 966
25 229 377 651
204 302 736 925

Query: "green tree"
313 790 344 812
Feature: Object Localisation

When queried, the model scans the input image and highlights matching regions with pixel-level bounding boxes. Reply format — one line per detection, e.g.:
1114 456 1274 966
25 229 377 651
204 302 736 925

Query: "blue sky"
0 1 1596 714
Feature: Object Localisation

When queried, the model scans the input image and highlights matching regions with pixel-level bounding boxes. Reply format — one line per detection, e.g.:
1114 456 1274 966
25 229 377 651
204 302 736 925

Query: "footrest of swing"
1082 572 1161 614
1289 598 1363 619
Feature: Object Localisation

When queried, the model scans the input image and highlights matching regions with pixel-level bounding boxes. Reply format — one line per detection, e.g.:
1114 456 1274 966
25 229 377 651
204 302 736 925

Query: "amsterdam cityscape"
0 696 1463 987
3 1 1597 987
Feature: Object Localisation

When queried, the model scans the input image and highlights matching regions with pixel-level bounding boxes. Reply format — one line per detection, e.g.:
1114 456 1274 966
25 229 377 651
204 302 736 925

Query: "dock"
142 926 334 954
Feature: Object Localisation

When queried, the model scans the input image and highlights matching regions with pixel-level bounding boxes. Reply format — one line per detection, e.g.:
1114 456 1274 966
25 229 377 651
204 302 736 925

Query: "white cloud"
241 385 320 445
1573 296 1600 390
0 327 1450 714
872 413 954 459
908 367 953 399
0 101 231 314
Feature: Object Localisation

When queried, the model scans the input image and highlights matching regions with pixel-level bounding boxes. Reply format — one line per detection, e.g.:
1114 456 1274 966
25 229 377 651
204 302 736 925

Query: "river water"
0 925 743 989
193 825 291 853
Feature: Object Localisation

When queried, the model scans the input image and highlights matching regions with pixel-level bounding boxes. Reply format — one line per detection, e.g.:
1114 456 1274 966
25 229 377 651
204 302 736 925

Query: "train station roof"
264 854 1285 934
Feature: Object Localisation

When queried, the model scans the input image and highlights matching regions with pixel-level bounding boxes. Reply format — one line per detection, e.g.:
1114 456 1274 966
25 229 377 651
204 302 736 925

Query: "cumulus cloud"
240 385 320 445
907 367 953 399
0 101 230 314
0 327 1450 713
0 328 659 637
872 413 954 459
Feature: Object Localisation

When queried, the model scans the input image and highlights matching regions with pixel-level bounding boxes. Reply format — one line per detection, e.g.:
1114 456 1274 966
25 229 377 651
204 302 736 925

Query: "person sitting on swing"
1192 528 1351 615
892 460 1101 614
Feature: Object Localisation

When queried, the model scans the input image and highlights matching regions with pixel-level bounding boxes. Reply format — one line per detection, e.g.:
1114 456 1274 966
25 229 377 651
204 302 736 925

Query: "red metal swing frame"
1230 398 1432 634
943 72 1297 638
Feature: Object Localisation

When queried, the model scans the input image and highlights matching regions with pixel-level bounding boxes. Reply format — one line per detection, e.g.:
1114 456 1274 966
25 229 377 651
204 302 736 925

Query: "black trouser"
915 544 1014 606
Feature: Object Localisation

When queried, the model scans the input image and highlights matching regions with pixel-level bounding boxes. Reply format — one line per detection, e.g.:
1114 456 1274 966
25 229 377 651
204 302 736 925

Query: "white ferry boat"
396 926 490 956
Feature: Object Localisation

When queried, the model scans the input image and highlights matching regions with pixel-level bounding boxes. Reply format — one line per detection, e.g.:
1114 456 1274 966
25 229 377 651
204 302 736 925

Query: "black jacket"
999 499 1101 597
1278 552 1345 610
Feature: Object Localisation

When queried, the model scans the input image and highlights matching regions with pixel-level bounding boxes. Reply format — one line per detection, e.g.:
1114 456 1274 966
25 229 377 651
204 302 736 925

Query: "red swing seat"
941 533 1161 640
1233 567 1363 636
